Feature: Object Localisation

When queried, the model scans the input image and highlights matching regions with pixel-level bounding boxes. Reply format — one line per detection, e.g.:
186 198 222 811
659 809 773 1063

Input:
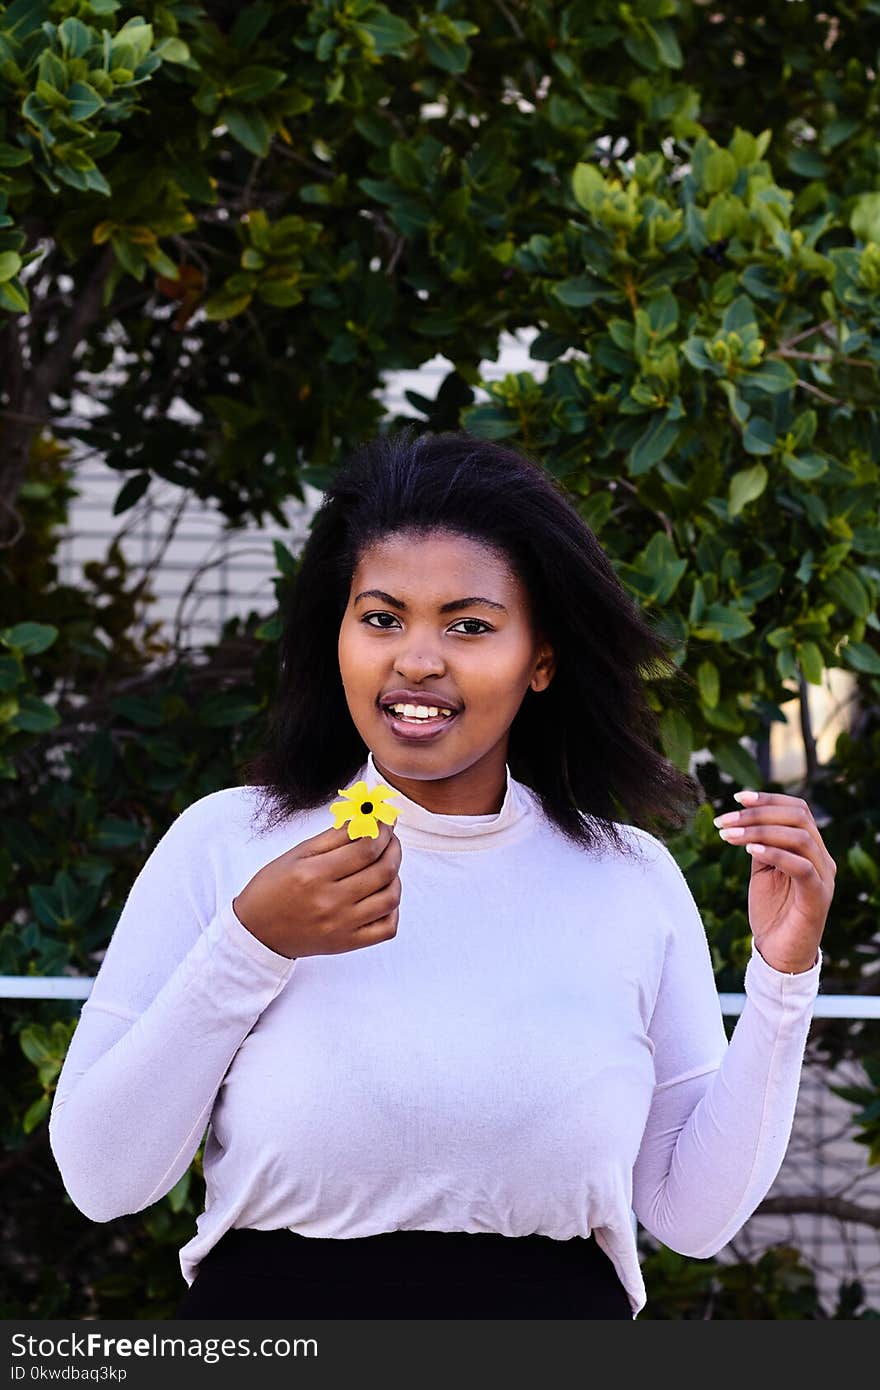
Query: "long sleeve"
49 798 296 1222
630 838 822 1258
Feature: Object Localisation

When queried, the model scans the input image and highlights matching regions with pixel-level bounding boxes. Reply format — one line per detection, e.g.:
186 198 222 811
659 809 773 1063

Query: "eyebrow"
354 589 508 615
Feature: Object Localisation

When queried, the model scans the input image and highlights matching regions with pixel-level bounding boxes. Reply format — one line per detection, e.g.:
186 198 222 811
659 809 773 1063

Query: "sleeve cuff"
746 938 822 1005
217 898 298 978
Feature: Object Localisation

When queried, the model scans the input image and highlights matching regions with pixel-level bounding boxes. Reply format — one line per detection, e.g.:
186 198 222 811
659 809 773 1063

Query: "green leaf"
738 563 785 602
0 251 22 283
797 641 824 685
12 693 61 733
109 696 165 727
424 31 471 74
697 661 720 709
742 416 776 455
0 278 27 312
166 1167 191 1213
459 403 519 440
222 106 273 157
850 192 880 244
627 414 679 477
37 49 67 89
740 265 782 302
197 693 263 727
66 80 103 121
0 143 31 167
552 273 613 308
729 464 768 517
227 66 286 103
2 622 58 656
790 410 817 449
740 359 798 394
571 162 605 210
659 707 692 772
787 146 829 179
691 604 755 641
111 18 154 67
649 20 683 69
58 17 93 59
20 1027 52 1065
781 451 828 481
357 9 418 55
713 740 762 788
847 843 879 884
255 614 282 641
83 166 111 196
231 4 272 49
23 1094 51 1134
155 37 190 64
645 288 678 338
113 473 150 515
111 235 145 280
703 147 737 193
721 295 757 334
316 29 339 61
825 568 871 620
841 641 880 675
389 140 423 187
852 526 880 556
353 111 392 146
93 817 147 849
824 115 860 149
718 380 750 424
681 337 714 371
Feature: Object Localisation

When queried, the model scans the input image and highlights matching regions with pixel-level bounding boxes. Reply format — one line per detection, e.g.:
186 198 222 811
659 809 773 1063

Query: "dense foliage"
1 0 878 1318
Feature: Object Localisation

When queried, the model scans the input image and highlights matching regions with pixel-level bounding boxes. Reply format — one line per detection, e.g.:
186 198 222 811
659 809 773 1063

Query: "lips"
380 706 460 741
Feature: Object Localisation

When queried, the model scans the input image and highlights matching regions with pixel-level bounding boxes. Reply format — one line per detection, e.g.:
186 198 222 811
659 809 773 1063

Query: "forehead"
352 531 517 588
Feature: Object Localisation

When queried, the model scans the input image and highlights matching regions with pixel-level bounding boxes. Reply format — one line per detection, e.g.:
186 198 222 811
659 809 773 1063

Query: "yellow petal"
347 812 379 839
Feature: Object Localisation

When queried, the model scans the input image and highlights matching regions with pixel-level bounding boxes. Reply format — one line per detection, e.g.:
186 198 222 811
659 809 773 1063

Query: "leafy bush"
2 0 878 1318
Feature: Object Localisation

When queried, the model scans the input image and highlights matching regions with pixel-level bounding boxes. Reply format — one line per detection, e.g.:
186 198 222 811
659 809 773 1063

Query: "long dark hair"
238 425 706 858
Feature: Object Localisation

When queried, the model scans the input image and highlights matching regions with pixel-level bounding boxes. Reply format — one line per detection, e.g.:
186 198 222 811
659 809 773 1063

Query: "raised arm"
630 837 821 1257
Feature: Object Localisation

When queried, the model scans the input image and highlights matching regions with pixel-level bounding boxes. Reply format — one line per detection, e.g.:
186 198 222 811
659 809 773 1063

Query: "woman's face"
337 529 556 815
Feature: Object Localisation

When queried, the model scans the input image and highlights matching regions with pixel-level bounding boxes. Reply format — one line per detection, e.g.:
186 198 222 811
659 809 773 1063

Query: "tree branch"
754 1194 880 1230
0 245 116 549
795 379 844 406
774 349 874 367
778 319 836 351
29 245 116 406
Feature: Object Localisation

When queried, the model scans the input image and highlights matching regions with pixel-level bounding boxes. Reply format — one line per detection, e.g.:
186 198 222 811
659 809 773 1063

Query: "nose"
394 660 445 682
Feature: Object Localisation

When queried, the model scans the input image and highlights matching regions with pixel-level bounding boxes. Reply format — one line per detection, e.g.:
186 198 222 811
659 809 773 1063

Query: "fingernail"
734 790 760 804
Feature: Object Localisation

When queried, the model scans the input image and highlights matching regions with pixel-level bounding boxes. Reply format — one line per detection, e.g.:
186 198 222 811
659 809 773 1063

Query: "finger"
742 840 831 903
718 823 832 883
310 821 394 880
715 793 834 871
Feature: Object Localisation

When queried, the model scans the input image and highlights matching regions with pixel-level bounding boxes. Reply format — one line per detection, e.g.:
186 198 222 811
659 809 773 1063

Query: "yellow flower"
330 779 400 840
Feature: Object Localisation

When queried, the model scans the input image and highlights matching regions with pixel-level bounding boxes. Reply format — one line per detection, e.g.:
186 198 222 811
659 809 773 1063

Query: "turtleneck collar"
352 748 537 852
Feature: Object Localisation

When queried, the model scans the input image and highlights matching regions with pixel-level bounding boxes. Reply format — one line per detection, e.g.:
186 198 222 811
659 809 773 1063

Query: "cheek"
338 629 384 696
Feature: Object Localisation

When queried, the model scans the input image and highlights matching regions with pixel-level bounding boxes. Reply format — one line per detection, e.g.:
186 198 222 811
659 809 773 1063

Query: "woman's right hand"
231 820 402 959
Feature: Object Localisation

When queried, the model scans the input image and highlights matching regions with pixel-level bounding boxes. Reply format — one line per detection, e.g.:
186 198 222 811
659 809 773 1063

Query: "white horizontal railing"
1 978 879 1017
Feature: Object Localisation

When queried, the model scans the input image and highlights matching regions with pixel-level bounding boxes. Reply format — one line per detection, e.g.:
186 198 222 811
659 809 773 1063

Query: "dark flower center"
361 802 374 814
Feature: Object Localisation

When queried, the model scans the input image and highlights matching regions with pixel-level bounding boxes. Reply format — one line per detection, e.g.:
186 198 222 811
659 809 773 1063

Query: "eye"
361 613 492 635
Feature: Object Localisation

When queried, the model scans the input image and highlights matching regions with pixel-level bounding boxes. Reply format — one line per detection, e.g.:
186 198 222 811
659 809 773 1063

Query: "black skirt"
174 1226 633 1320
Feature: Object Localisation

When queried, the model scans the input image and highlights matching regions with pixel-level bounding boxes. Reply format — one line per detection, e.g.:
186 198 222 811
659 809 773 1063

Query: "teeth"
387 703 454 719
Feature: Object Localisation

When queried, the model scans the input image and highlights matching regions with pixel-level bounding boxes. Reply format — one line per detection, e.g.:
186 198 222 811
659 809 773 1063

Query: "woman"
49 427 832 1320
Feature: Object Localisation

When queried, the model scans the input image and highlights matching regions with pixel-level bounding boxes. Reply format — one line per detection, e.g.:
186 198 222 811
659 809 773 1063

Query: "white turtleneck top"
49 751 822 1318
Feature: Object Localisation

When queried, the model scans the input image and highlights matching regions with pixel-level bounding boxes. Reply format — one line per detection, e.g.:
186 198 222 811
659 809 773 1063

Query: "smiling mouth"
380 706 460 737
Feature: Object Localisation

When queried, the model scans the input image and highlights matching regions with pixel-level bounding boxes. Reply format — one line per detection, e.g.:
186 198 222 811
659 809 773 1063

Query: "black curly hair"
238 424 706 858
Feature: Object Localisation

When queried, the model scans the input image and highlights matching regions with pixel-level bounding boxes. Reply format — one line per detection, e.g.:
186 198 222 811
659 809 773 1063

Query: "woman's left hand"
714 790 836 974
